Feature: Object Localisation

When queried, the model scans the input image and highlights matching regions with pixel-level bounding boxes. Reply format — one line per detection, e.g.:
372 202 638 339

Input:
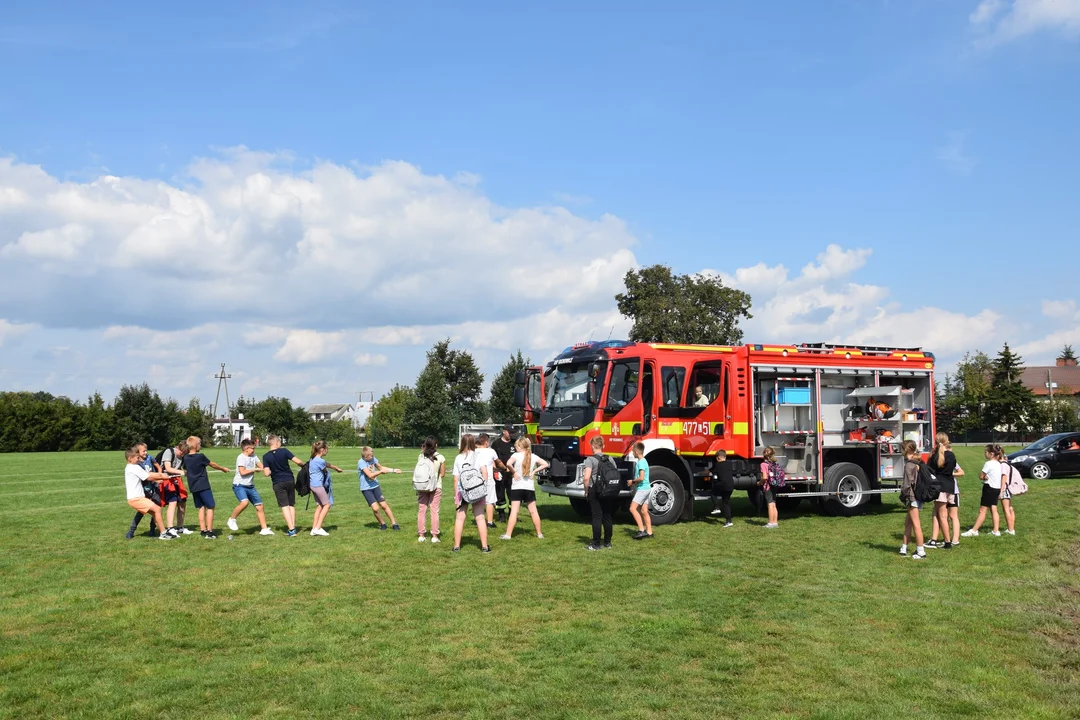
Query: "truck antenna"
605 326 614 340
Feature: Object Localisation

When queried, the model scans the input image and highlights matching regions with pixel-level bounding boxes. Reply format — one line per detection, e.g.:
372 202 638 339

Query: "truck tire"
568 497 591 518
823 462 871 517
746 487 764 515
648 466 685 526
775 495 802 511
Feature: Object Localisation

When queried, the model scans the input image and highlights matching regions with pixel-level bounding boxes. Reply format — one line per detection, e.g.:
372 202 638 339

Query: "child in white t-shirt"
501 437 550 540
123 446 175 541
226 439 272 535
963 444 1007 537
474 433 499 529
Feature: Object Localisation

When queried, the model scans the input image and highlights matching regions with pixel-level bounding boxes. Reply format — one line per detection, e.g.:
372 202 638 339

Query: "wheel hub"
651 484 673 513
836 474 863 508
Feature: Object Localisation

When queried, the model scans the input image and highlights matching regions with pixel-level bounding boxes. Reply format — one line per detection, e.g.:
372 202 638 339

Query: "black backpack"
295 462 311 497
593 457 623 498
914 461 941 504
153 448 168 468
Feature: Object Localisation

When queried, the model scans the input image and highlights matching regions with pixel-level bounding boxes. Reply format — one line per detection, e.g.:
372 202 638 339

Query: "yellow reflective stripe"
657 421 682 436
733 421 749 436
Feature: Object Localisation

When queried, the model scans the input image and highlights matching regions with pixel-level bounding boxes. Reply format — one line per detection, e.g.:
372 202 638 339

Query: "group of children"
898 433 1021 560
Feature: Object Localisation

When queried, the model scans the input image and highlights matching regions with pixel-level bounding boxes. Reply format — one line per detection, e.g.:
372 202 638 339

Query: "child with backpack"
452 433 491 553
628 441 653 540
962 444 1005 538
899 440 927 559
226 439 273 536
995 446 1019 536
123 446 176 541
583 435 621 550
308 440 344 536
501 436 550 540
758 447 781 529
357 446 403 531
926 432 957 550
414 436 446 543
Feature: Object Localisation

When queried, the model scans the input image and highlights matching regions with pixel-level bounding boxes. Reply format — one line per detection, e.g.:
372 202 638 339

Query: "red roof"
1021 365 1080 396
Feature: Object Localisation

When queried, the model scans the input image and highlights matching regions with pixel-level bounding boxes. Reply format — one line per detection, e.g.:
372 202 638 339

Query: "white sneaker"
316 528 330 536
418 536 427 543
536 533 544 539
710 508 724 516
899 546 908 556
722 522 734 528
912 552 926 560
226 518 239 532
158 532 173 541
179 527 194 535
499 534 512 540
961 529 979 537
991 531 1002 537
764 523 778 529
431 536 441 544
1005 529 1016 536
259 527 274 536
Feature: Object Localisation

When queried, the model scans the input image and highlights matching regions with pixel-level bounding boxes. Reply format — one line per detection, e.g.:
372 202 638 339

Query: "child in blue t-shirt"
357 446 402 530
629 442 653 540
308 440 343 537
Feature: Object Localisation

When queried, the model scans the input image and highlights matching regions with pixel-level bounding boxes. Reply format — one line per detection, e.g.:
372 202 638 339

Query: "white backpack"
412 454 439 492
457 454 487 503
1004 462 1028 496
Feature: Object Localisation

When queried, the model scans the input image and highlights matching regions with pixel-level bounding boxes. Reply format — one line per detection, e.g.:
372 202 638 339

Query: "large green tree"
74 392 115 451
429 339 486 423
489 350 530 425
113 383 172 449
615 265 752 345
985 343 1035 434
370 384 414 447
407 356 456 445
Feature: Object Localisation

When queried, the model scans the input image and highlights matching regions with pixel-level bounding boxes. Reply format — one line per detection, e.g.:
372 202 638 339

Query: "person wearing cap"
490 425 516 523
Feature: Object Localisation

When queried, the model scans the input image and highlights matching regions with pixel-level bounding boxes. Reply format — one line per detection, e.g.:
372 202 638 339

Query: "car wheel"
1030 462 1052 480
823 462 871 517
647 466 686 526
568 497 591 517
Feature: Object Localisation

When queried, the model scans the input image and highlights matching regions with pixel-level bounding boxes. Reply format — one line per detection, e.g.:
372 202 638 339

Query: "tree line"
936 343 1080 438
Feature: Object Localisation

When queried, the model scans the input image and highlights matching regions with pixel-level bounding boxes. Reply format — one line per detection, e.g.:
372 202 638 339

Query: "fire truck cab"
514 340 936 525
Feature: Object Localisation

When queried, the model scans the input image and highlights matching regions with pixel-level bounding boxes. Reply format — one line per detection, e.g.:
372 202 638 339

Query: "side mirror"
587 381 600 406
514 370 526 386
589 363 601 379
513 387 526 409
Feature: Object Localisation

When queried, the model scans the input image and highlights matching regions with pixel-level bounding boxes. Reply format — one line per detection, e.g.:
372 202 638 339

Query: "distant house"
212 415 254 445
1020 355 1080 400
307 403 355 423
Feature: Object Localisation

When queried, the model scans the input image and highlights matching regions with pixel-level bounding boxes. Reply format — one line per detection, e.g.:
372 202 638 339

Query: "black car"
1008 432 1080 479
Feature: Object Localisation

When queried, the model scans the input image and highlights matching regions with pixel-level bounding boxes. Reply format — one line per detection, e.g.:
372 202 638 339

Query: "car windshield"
1024 435 1065 451
544 361 603 409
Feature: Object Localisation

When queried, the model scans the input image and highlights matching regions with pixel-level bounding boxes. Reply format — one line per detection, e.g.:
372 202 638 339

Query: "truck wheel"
647 466 685 526
568 497 591 518
823 462 870 517
746 487 764 515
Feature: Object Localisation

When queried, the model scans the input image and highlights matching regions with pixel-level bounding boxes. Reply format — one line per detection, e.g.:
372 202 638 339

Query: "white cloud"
1041 299 1078 319
273 329 345 364
0 150 637 332
354 352 388 366
970 0 1080 47
0 319 34 347
936 132 975 175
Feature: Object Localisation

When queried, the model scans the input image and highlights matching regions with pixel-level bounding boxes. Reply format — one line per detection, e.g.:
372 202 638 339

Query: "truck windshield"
544 362 603 409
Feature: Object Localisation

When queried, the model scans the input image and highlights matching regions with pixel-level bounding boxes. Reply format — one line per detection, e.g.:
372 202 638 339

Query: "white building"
307 403 355 423
211 415 254 446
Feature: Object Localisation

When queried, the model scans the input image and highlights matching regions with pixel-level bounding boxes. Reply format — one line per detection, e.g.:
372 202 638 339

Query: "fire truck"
513 340 936 525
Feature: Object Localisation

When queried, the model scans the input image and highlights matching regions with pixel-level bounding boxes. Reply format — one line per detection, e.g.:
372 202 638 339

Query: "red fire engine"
514 340 936 524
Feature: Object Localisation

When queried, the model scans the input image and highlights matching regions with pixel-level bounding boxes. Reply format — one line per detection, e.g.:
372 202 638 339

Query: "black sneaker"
486 522 497 529
452 546 461 552
481 546 492 553
379 523 387 531
205 531 217 539
125 530 134 540
497 510 506 522
200 531 208 538
632 531 648 540
148 531 160 539
391 524 400 531
942 542 953 549
644 533 654 539
585 543 602 551
602 542 613 550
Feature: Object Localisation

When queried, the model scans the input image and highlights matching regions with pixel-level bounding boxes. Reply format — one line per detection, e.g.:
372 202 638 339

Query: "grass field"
1 445 1078 719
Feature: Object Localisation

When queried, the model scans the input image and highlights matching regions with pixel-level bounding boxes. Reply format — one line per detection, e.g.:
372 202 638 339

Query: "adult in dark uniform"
491 425 516 522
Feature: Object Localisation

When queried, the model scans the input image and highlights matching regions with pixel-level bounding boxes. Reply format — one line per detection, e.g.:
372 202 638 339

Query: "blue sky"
1 0 1078 408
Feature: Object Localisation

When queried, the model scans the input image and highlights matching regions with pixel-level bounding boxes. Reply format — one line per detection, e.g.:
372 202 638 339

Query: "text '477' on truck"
513 340 936 525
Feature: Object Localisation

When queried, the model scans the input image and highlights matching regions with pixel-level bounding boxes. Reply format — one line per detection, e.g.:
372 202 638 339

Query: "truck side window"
687 361 723 407
526 373 542 411
661 367 685 408
606 360 640 409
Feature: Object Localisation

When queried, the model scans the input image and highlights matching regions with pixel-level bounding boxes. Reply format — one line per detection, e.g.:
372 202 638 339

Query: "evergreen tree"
1061 344 1077 362
429 339 485 423
407 356 456 445
615 265 752 345
985 343 1035 434
370 385 414 447
489 350 530 425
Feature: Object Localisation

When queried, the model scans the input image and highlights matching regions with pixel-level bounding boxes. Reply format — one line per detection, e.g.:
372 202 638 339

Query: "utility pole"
1048 369 1055 401
213 363 234 446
